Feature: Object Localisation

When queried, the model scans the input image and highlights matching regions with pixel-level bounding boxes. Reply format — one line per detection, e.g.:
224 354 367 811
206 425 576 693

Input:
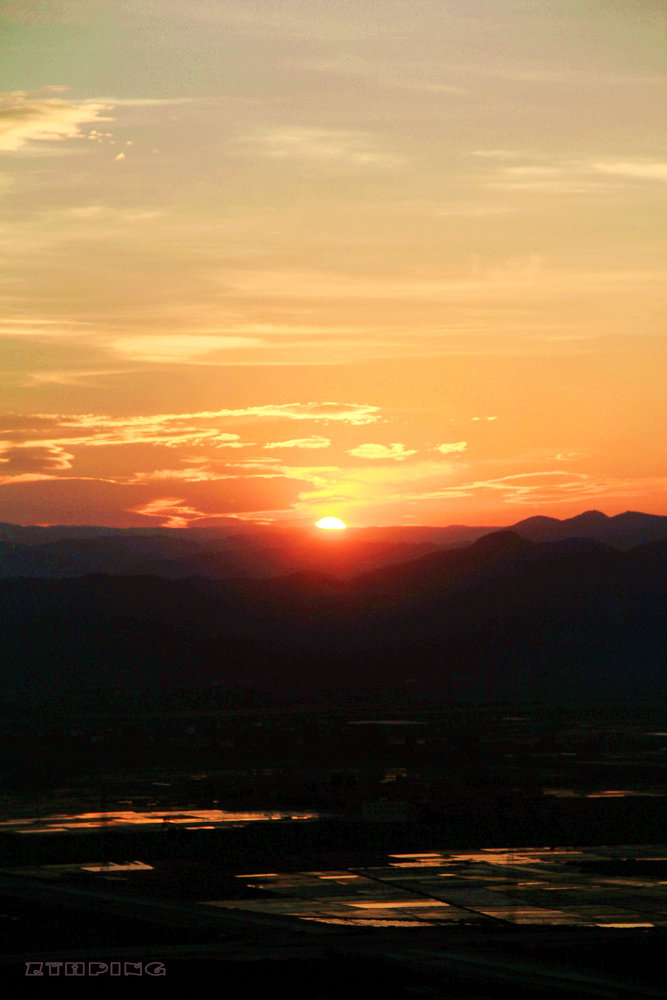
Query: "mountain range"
0 509 665 581
0 519 663 708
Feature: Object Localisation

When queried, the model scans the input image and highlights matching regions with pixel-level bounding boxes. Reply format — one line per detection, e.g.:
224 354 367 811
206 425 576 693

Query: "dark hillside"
0 533 663 708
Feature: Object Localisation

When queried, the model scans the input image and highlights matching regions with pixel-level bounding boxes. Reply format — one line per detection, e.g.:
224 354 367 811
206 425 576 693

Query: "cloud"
0 404 379 445
476 471 590 498
435 441 467 454
589 160 667 183
471 149 526 160
386 78 465 95
243 128 404 169
294 459 462 513
488 163 599 194
0 404 380 481
347 443 417 461
126 497 207 529
93 97 194 108
216 403 380 425
129 467 225 484
416 471 592 506
481 152 667 192
0 472 305 527
124 469 307 525
0 414 64 438
0 91 113 152
263 436 331 450
0 412 247 453
292 55 465 95
109 334 262 362
0 443 73 475
126 457 330 487
438 471 667 508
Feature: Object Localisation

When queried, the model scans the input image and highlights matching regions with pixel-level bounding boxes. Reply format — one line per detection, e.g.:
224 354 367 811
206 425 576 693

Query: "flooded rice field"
203 845 667 930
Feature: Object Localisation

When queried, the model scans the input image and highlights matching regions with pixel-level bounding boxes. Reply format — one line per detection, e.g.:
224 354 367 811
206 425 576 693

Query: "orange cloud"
348 443 417 461
110 334 262 362
0 405 380 475
264 436 331 450
435 441 467 454
129 497 204 528
0 443 73 475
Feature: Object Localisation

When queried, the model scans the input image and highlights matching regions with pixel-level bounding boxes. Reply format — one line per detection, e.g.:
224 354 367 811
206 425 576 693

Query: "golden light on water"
316 517 347 530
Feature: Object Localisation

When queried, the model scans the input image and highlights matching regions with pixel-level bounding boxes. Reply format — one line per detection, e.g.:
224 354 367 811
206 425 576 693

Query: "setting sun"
316 517 347 531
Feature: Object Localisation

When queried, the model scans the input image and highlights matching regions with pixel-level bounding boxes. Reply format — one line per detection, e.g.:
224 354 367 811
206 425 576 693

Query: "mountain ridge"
0 531 663 707
0 510 664 580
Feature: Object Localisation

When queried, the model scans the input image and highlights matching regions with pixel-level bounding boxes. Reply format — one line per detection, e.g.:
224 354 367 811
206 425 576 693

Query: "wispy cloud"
297 55 466 96
126 497 208 529
435 471 667 508
242 128 404 169
0 403 379 438
386 78 465 95
0 91 113 152
0 413 246 453
589 160 667 183
479 151 667 191
263 436 331 450
295 459 463 511
109 335 263 362
471 149 526 160
416 470 592 505
215 403 380 425
348 443 417 461
128 467 227 484
435 441 467 454
0 403 380 480
0 443 73 475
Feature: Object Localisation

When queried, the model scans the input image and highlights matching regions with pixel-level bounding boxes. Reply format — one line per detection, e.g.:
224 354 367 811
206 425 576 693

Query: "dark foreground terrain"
1 515 664 994
1 698 666 997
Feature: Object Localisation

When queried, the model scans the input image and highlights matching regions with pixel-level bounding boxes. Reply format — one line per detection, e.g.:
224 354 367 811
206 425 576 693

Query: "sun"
316 516 347 530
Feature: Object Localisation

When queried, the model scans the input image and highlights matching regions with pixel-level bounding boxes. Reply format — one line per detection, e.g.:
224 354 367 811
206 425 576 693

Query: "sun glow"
316 517 347 530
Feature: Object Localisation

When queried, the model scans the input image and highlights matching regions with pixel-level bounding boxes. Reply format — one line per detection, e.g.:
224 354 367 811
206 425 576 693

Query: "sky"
0 0 665 528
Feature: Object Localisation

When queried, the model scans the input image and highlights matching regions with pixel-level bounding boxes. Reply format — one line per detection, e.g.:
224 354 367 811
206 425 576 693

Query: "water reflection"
81 861 153 872
0 809 319 834
597 922 654 928
304 917 437 927
204 845 667 930
545 789 663 799
348 900 450 909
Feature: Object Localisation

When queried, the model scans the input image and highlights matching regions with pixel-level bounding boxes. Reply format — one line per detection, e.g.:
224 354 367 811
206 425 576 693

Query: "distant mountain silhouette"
511 510 667 548
0 534 202 578
1 531 663 708
131 539 438 581
0 510 664 580
0 522 179 544
350 531 626 598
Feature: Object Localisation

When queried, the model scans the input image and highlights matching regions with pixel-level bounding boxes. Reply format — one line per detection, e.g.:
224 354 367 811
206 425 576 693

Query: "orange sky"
0 2 665 527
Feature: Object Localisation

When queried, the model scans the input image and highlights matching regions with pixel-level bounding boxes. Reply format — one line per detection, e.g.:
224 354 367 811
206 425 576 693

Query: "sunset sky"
1 0 665 528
